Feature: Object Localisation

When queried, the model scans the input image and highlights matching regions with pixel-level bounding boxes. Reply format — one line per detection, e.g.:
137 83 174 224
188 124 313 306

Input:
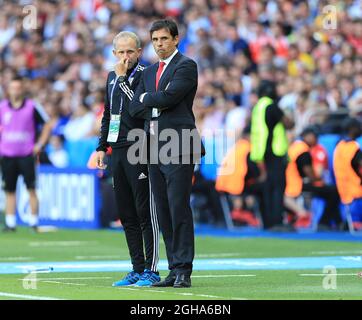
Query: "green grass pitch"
0 228 361 300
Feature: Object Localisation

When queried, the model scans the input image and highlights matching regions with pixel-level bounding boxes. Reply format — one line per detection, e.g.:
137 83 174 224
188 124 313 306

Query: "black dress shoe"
152 272 176 287
173 274 191 288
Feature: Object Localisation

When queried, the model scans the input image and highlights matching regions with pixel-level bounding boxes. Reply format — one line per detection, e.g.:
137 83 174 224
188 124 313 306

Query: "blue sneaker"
112 271 140 287
135 269 161 287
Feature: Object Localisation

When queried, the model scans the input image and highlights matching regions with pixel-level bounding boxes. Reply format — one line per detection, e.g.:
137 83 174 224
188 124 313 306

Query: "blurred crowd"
1 0 362 167
1 0 362 227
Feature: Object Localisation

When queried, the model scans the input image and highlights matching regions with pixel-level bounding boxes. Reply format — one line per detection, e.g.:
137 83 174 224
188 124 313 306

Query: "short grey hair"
113 31 141 49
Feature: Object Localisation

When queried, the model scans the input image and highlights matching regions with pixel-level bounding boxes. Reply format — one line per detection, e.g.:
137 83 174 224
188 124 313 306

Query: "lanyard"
110 75 120 115
110 63 139 116
128 63 139 83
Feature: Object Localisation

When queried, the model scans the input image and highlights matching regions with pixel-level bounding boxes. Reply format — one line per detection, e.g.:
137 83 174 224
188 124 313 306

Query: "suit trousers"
148 159 195 276
263 155 287 229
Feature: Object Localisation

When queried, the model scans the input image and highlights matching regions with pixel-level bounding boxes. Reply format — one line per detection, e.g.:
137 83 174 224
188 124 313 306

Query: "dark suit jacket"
129 52 205 161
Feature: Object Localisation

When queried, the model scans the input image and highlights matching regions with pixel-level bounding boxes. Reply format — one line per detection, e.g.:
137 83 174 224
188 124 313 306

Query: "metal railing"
304 105 362 127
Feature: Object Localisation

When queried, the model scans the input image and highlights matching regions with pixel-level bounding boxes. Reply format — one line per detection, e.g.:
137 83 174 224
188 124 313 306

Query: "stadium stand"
1 0 362 230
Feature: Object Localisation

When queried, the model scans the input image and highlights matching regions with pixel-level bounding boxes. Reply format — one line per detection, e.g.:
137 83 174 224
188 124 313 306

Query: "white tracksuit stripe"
149 179 156 271
120 82 134 100
148 178 159 272
152 190 159 271
119 82 132 100
151 184 159 271
119 83 132 100
121 82 134 96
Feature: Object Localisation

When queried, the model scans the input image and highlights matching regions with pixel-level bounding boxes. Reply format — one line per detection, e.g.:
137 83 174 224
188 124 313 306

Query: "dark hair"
301 126 318 138
149 19 179 38
242 123 251 135
257 79 277 99
11 76 24 82
342 117 361 133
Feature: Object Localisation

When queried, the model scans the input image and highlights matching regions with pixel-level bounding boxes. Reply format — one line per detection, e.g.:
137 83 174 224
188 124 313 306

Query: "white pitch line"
196 253 240 258
192 274 256 278
311 250 362 255
0 257 33 261
28 241 98 247
0 292 62 300
114 286 247 300
16 274 255 280
17 277 112 281
113 287 140 291
42 281 86 286
75 255 122 260
52 282 247 300
299 273 360 277
198 294 223 299
28 275 249 300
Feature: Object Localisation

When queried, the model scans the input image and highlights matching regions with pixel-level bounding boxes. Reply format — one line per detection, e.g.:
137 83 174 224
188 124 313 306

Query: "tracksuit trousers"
111 147 159 273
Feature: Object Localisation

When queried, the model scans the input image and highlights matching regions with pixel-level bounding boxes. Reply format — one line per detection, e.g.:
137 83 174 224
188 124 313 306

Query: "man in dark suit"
129 19 204 288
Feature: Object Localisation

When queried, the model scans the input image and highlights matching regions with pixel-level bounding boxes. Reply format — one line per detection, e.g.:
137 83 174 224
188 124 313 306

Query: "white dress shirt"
140 49 179 117
157 48 179 79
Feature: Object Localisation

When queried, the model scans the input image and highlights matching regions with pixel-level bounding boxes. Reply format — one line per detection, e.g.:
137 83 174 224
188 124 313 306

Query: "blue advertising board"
14 165 101 229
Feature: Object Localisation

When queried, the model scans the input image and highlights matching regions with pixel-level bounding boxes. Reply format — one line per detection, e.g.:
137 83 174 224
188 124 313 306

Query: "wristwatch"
118 75 126 82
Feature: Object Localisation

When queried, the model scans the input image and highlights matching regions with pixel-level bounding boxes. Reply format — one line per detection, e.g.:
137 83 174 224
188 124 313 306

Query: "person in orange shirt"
284 136 329 228
216 125 263 227
333 118 362 229
285 127 342 230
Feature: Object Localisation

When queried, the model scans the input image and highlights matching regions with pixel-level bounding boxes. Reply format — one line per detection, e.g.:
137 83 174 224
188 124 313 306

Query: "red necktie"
155 61 166 90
